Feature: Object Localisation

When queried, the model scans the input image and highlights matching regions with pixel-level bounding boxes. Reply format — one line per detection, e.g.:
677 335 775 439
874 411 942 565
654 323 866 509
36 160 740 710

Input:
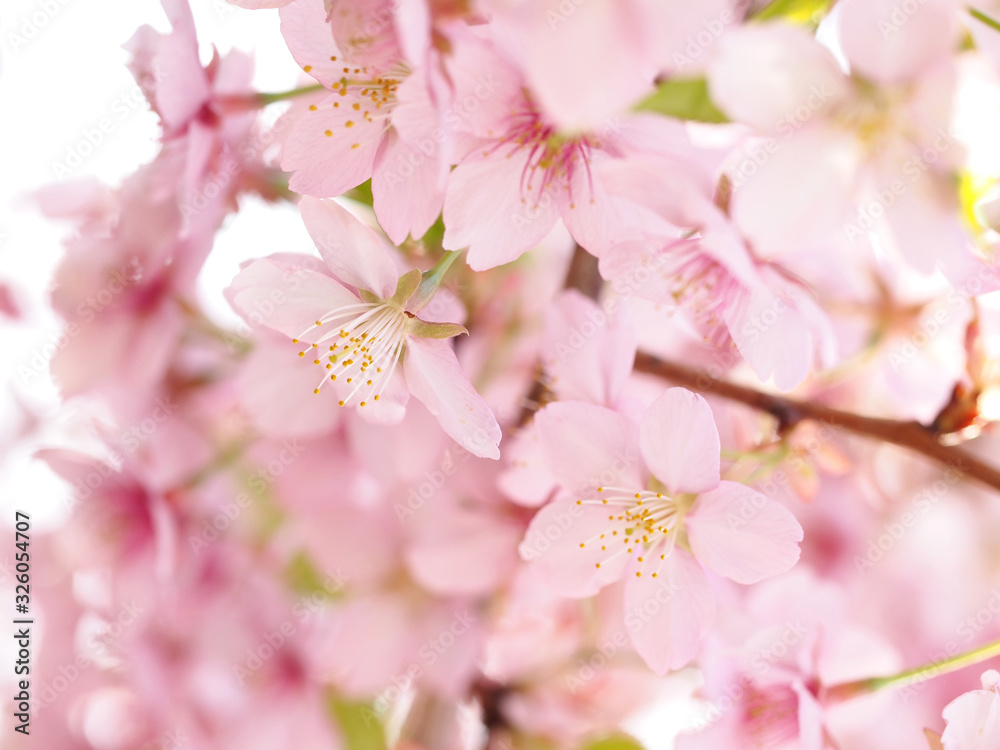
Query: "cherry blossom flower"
940 670 1000 750
520 389 803 673
706 13 992 280
227 196 501 458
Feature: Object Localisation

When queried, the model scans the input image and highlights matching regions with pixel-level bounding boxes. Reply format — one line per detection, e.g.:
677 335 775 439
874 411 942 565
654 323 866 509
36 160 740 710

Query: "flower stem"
255 83 327 106
633 352 1000 495
824 637 1000 703
408 251 463 313
970 7 1000 35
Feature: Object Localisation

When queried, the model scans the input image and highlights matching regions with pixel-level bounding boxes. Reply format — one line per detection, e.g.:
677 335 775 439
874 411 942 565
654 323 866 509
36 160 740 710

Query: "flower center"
577 486 683 578
649 237 745 348
742 682 801 747
832 80 910 155
493 106 599 208
293 301 407 407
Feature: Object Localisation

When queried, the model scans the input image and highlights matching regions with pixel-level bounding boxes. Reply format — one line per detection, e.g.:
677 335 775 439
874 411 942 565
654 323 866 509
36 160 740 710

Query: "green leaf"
330 697 387 750
344 179 374 208
418 214 446 251
582 734 646 750
635 77 728 124
751 0 835 25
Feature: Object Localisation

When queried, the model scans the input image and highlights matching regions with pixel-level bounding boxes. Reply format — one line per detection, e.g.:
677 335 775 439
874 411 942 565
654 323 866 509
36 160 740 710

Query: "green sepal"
406 319 468 339
389 269 422 307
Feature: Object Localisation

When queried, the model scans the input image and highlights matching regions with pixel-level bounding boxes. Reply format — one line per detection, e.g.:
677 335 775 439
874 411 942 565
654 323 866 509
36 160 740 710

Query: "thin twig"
633 352 1000 495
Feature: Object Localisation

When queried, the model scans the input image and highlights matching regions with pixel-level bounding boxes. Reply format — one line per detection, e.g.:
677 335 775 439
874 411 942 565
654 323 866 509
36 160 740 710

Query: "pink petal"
542 290 635 406
561 155 680 258
321 594 414 696
238 336 342 439
327 0 402 72
729 128 860 259
624 548 715 674
635 0 735 73
837 0 961 86
518 497 630 597
227 257 360 338
227 0 294 7
372 129 446 245
708 23 850 133
534 401 644 494
155 0 212 131
298 197 399 299
686 480 803 584
438 32 524 141
725 282 815 391
442 151 560 270
402 337 502 459
406 506 521 596
497 425 559 508
513 0 655 131
279 0 344 88
639 388 720 495
942 685 1000 750
281 95 384 198
879 172 970 275
392 0 431 65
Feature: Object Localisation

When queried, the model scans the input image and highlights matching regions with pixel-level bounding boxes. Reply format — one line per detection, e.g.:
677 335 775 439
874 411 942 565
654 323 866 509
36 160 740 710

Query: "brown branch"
633 352 1000 495
515 245 600 426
